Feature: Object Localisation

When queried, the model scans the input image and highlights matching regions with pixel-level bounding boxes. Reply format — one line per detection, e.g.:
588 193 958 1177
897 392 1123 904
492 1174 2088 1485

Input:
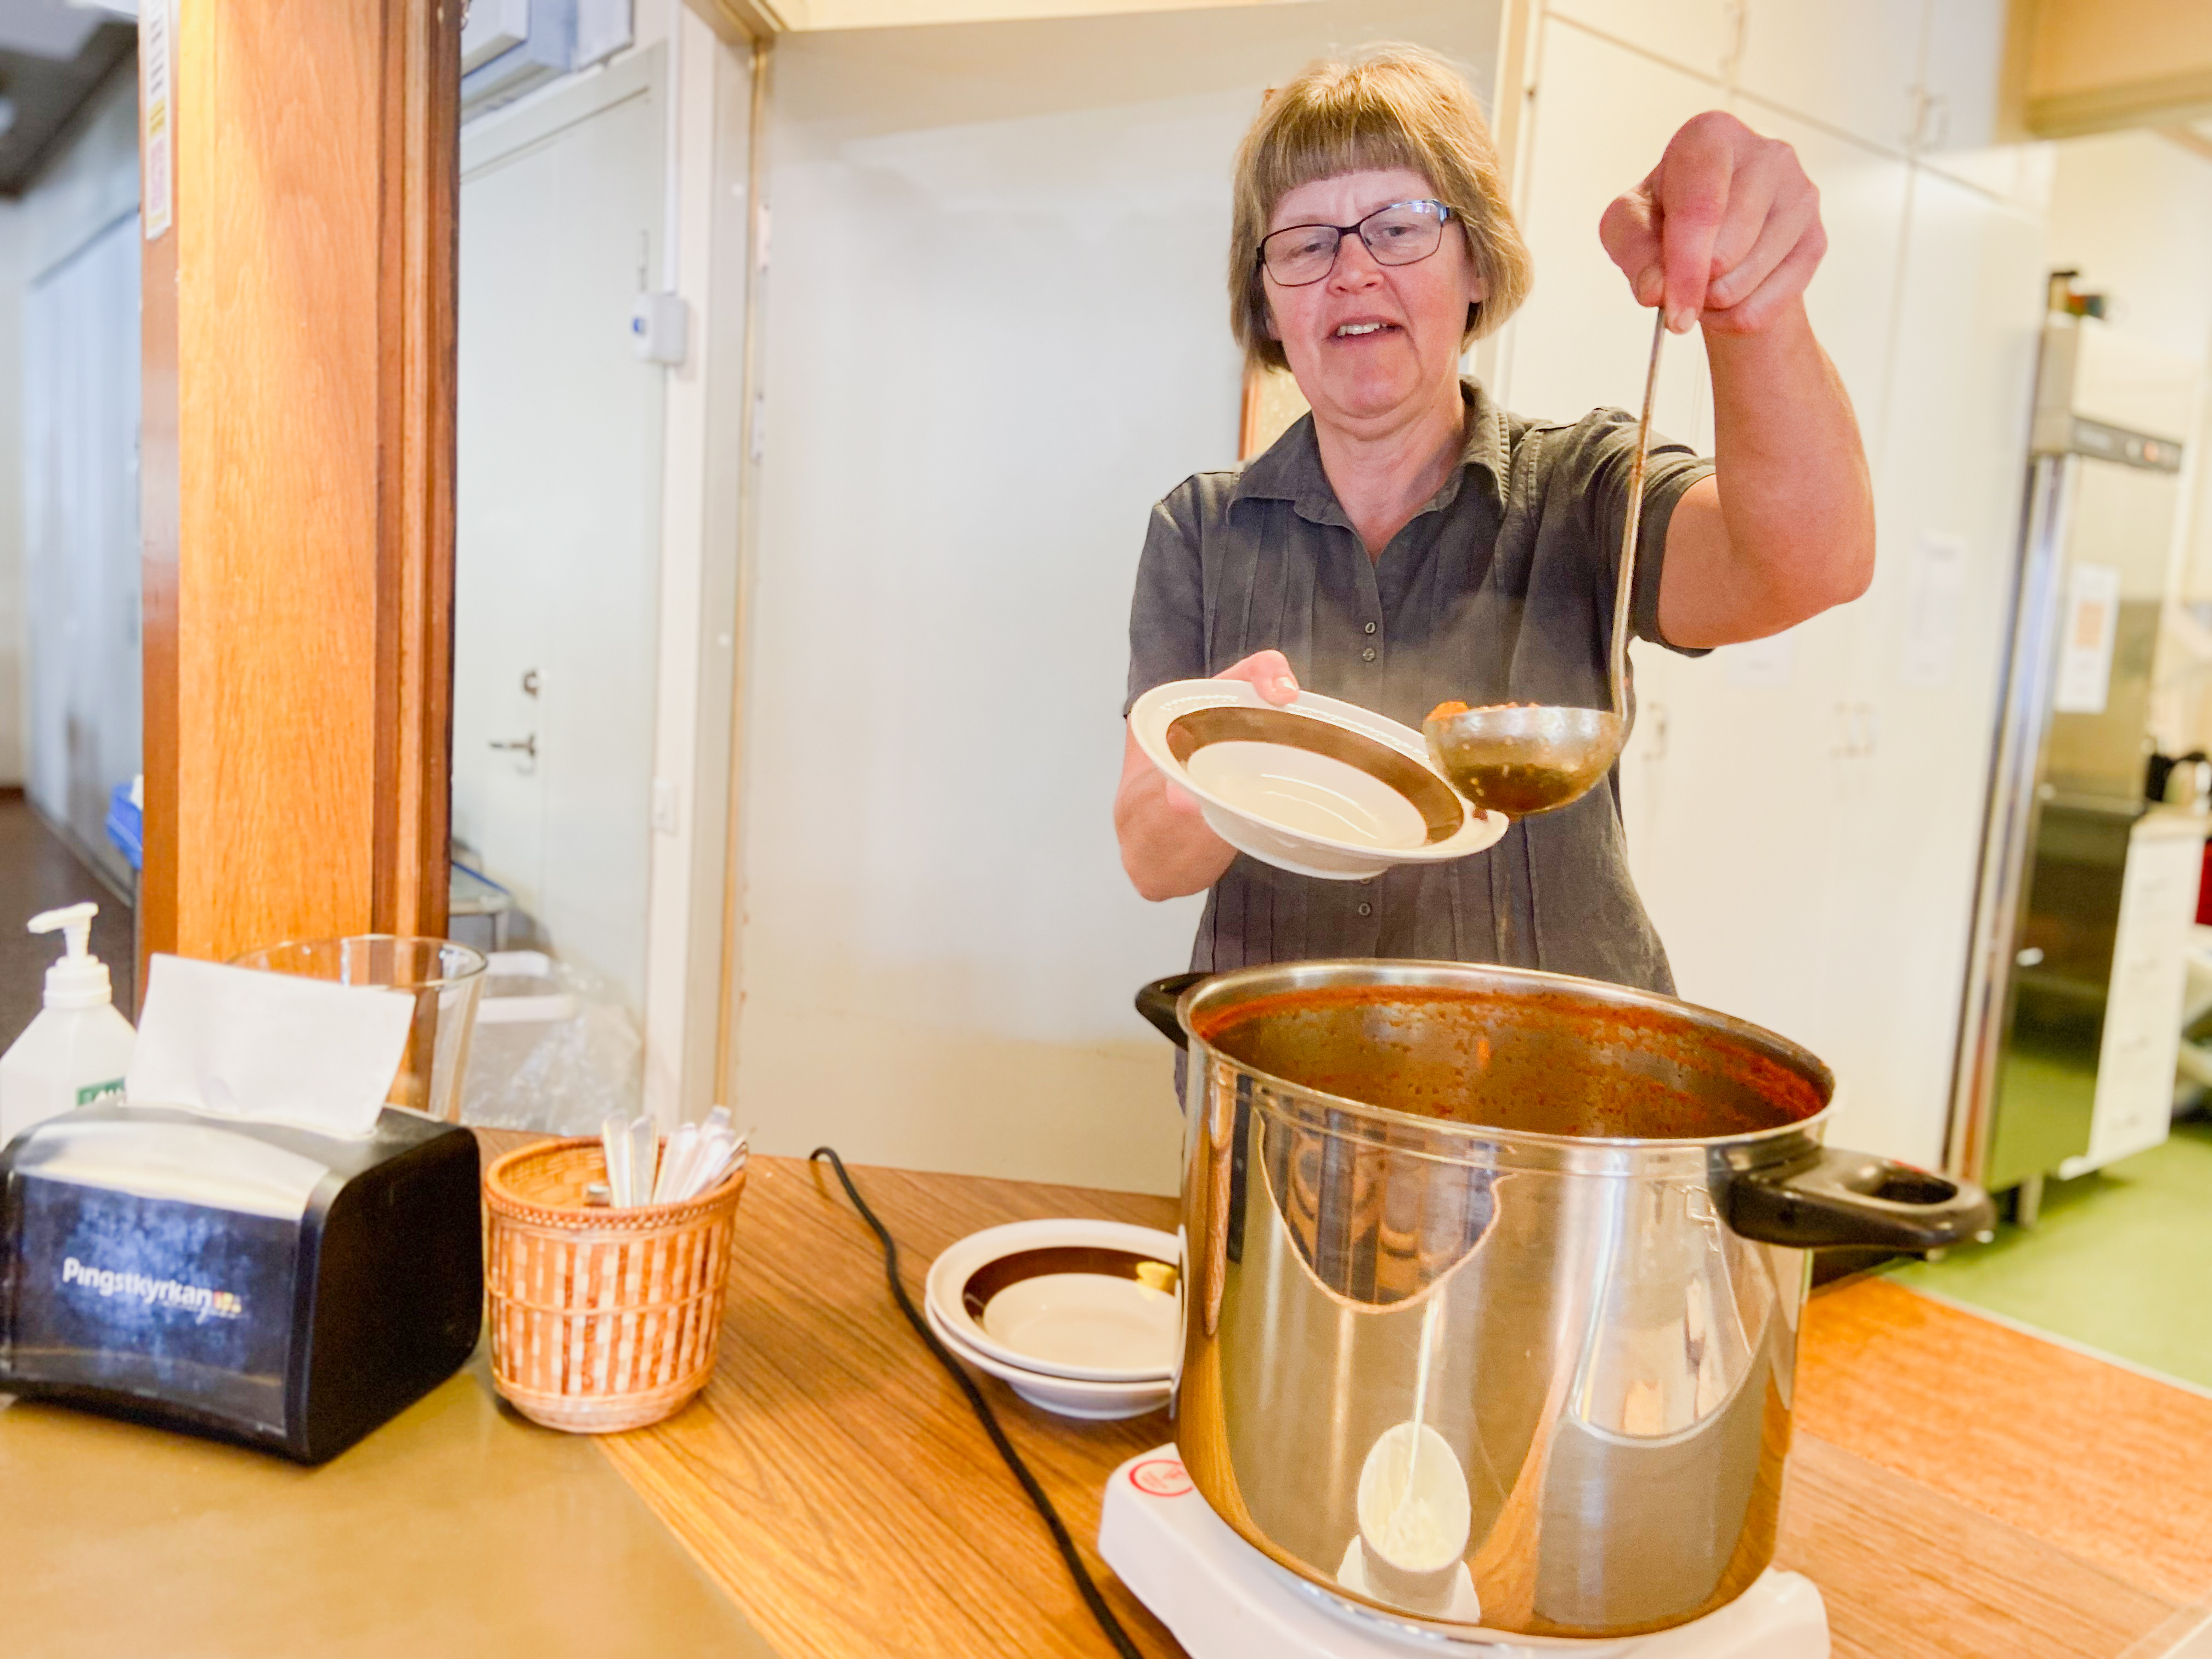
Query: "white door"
1816 168 2047 1167
454 66 665 1009
24 210 141 887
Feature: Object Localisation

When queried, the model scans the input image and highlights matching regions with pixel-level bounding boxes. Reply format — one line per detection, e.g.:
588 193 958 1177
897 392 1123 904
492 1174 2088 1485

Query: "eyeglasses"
1256 199 1459 287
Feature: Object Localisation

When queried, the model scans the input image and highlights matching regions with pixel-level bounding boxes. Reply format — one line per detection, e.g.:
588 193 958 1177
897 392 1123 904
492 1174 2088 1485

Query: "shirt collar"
1229 377 1511 527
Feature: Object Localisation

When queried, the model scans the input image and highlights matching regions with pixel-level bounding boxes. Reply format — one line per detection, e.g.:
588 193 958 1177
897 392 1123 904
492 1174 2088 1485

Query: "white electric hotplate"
1097 1449 1830 1659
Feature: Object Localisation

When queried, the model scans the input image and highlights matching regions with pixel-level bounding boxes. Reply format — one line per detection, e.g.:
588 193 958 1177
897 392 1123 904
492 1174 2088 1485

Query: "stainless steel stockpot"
1137 960 1991 1649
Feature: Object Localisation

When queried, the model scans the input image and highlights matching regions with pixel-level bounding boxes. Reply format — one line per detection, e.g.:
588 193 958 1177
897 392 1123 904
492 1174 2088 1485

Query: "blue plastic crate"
105 778 143 873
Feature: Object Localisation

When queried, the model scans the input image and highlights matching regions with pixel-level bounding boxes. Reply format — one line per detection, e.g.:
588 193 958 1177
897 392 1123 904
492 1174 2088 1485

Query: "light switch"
630 291 689 365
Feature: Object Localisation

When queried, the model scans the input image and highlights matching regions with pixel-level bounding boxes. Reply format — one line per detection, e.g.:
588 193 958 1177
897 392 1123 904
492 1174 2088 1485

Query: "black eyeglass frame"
1255 199 1464 287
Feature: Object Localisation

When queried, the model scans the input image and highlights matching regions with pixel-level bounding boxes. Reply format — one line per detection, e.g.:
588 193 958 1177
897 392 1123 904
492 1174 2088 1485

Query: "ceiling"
0 1 133 199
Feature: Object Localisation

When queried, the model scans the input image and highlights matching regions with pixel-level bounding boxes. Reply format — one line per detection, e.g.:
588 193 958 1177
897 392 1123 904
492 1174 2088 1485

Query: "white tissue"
125 955 417 1138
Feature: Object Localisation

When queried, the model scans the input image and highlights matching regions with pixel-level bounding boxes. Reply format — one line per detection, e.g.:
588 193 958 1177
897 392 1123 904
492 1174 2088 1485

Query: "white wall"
25 213 142 885
10 68 142 838
733 2 1500 1192
2040 132 2212 760
2046 132 2212 390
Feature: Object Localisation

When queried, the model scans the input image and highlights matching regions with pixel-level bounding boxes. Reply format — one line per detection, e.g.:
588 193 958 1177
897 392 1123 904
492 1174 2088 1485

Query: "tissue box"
0 1101 482 1463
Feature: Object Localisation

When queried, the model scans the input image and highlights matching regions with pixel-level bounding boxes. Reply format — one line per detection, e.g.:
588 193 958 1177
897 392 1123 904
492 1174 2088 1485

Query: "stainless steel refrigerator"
1950 281 2201 1222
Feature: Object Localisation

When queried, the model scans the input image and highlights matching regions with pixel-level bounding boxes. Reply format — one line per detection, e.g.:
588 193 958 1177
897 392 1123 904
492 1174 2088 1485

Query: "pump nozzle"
28 902 111 1009
29 902 97 958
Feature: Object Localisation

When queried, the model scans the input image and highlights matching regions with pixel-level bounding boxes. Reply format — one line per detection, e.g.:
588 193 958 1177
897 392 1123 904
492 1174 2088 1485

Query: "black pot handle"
1135 973 1207 1049
1724 1148 1995 1253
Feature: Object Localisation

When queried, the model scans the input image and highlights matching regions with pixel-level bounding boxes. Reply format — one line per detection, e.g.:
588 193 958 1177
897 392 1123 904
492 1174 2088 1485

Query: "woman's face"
1262 167 1486 431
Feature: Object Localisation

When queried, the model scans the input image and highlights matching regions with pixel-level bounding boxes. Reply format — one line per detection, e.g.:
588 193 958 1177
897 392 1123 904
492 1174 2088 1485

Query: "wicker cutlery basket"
484 1137 747 1432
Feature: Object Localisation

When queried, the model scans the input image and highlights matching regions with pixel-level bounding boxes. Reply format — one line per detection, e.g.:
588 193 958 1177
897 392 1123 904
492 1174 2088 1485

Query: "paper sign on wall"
1898 531 1967 689
140 0 173 241
2054 562 2121 715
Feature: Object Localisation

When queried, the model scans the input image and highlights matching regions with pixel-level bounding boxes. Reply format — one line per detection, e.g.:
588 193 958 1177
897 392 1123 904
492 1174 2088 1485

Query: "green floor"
1888 1116 2212 1389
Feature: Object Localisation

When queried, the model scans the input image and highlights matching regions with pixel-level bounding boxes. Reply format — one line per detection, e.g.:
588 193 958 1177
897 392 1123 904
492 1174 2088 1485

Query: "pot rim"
1172 957 1838 1160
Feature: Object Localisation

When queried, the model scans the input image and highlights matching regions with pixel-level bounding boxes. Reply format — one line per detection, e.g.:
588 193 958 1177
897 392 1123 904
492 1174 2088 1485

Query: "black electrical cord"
809 1146 1147 1659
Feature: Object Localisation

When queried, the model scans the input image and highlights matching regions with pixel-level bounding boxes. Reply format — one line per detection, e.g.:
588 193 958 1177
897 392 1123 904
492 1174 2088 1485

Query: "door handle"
490 735 538 760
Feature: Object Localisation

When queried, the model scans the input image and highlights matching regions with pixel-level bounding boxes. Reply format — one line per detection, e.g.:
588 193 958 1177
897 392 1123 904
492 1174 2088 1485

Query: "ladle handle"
1608 309 1668 723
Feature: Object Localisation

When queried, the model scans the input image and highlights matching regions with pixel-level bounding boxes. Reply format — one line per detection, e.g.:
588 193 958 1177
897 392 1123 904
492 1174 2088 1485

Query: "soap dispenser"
0 902 137 1148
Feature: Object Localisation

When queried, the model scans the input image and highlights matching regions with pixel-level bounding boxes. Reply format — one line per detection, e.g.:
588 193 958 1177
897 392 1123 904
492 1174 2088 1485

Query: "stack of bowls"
923 1219 1180 1420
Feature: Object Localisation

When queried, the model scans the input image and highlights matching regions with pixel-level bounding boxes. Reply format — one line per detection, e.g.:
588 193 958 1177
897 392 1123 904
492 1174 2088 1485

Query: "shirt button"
1357 902 1373 917
1361 647 1377 663
1363 621 1378 635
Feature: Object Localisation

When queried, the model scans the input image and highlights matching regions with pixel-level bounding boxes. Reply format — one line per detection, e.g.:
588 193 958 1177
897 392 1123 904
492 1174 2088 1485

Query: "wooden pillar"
140 0 459 968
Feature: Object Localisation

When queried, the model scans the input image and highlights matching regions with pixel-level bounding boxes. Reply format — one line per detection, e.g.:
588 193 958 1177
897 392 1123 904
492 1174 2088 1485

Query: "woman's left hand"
1598 111 1826 338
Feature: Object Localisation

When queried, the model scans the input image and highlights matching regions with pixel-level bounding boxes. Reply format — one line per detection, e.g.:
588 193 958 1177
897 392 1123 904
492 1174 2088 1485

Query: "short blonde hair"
1229 46 1533 373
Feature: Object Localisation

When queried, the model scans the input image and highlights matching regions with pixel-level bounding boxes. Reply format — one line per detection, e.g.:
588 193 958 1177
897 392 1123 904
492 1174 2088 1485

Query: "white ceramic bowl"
924 1299 1173 1421
1128 680 1507 880
925 1219 1180 1383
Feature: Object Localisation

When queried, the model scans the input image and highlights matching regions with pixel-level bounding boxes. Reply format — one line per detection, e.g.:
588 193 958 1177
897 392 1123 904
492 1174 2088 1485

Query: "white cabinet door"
1916 0 2051 206
1751 106 1913 459
1506 25 1892 1065
1736 0 1924 155
1812 169 2045 1167
1514 22 1720 911
1504 20 1719 443
1643 108 1909 1070
1918 0 2005 151
1542 0 1739 86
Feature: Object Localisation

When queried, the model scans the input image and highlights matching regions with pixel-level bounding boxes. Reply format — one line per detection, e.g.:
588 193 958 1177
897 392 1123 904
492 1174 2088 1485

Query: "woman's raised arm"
1600 110 1875 648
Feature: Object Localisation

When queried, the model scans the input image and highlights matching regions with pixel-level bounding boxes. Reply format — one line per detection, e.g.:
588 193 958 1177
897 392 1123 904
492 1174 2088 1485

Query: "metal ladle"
1424 309 1667 817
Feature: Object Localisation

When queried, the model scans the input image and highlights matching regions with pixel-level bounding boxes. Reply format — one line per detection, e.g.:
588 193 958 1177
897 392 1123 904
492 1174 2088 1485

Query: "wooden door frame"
139 0 459 971
374 0 462 945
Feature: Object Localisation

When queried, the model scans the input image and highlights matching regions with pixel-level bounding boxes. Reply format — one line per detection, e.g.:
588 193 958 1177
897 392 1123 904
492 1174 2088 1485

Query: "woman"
1115 48 1871 993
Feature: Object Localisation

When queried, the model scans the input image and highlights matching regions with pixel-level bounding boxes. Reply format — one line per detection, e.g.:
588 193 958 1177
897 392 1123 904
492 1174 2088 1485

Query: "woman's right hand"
1114 651 1302 900
1214 648 1302 707
1159 651 1302 816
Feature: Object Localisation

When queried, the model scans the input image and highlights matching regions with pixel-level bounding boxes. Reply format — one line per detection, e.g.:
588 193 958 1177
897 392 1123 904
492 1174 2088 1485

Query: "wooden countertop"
590 1154 2212 1659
